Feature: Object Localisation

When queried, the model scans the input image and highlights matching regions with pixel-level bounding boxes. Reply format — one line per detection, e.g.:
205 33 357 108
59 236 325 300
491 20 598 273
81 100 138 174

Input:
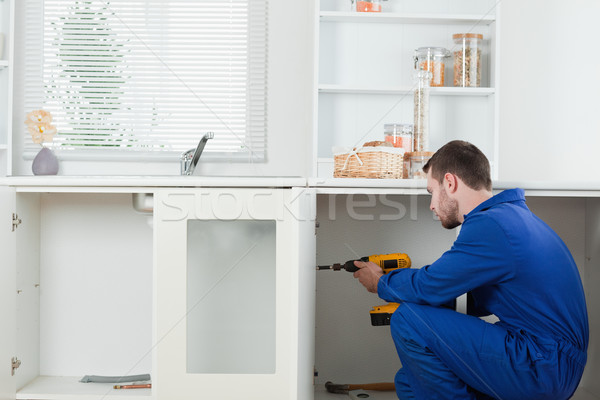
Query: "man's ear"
444 173 458 194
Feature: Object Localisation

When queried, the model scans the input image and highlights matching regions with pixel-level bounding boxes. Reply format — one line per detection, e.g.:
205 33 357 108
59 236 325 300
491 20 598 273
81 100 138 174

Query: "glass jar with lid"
453 33 483 87
384 123 413 152
408 151 434 179
414 47 451 87
356 0 382 12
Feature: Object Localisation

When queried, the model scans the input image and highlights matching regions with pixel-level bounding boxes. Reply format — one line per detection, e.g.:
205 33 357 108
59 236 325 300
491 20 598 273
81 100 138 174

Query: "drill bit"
316 263 344 271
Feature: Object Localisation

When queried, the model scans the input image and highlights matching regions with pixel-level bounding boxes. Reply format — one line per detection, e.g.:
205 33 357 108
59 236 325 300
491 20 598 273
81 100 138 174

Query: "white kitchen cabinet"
314 0 500 179
0 0 14 176
1 188 154 400
153 187 316 400
311 187 600 400
1 180 600 400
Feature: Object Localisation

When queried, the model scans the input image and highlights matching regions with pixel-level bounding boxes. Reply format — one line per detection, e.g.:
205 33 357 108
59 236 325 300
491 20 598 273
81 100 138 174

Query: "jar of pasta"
414 47 450 87
453 33 483 87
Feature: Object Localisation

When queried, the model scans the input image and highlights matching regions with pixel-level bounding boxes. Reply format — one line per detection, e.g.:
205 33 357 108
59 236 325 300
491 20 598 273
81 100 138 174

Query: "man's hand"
353 260 384 293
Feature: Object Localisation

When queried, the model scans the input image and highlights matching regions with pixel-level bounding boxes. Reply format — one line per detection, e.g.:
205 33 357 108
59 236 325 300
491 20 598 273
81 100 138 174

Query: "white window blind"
23 0 268 161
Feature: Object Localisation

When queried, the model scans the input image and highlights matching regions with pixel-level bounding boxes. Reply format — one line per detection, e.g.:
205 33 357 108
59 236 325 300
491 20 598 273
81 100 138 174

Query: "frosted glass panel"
186 220 276 374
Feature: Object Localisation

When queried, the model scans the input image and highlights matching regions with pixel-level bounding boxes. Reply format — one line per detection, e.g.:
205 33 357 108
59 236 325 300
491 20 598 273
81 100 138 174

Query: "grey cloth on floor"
80 374 151 383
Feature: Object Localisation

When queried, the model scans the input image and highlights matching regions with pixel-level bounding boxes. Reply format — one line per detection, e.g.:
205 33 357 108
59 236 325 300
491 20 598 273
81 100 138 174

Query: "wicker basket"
334 147 405 179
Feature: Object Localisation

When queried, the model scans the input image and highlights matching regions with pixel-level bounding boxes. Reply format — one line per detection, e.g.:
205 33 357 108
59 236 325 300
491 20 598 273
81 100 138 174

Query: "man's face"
427 170 461 230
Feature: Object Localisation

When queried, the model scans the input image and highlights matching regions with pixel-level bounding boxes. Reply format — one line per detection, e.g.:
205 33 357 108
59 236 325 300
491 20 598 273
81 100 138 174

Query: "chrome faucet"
181 132 214 175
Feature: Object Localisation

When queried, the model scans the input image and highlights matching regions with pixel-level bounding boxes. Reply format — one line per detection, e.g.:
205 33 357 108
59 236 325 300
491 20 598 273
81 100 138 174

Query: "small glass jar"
356 0 381 12
414 47 450 87
408 151 434 179
384 123 413 152
413 70 431 152
453 33 483 87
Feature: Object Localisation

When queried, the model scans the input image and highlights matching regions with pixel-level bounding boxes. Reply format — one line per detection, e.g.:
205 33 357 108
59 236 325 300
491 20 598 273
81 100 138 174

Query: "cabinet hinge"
11 357 21 376
12 213 21 232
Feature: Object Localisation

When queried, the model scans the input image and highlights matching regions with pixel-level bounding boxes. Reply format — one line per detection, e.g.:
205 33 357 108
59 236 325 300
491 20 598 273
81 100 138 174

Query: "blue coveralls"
378 189 588 400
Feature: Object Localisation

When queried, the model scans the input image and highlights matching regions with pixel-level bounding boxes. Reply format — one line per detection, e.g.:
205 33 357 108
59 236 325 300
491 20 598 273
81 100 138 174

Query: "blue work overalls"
378 189 588 399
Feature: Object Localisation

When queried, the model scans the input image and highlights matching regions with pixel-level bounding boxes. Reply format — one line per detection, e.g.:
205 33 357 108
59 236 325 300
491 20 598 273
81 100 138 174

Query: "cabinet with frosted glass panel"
153 187 316 400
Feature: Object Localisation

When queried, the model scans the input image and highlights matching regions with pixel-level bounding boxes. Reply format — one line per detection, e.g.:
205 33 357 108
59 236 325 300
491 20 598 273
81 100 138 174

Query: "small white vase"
32 147 59 175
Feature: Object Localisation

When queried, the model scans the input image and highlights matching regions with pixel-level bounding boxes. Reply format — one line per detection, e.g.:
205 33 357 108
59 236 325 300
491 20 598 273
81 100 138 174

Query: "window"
22 0 268 161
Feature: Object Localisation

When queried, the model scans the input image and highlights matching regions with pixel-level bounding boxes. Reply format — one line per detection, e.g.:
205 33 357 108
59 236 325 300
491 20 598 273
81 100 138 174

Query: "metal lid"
384 123 413 135
414 47 451 58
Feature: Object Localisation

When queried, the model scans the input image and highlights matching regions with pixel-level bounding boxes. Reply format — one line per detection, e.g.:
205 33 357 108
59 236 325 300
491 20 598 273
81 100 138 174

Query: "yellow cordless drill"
317 253 411 326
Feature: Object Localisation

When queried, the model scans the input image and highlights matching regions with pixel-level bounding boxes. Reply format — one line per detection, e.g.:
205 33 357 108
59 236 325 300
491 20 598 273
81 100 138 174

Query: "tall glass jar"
453 33 483 87
414 47 450 87
413 70 431 152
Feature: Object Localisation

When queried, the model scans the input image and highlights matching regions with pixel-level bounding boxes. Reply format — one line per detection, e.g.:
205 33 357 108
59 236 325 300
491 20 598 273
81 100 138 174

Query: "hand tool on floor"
80 374 151 383
114 384 152 389
325 381 395 394
317 253 411 325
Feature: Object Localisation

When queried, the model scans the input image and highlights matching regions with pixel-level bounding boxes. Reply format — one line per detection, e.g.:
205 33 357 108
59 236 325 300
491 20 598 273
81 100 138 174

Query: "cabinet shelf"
319 11 496 25
318 85 495 96
17 376 151 400
0 60 8 67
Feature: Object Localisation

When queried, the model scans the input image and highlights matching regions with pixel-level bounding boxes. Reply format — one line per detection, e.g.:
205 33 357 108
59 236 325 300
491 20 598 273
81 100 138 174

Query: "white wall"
11 0 315 177
498 0 600 182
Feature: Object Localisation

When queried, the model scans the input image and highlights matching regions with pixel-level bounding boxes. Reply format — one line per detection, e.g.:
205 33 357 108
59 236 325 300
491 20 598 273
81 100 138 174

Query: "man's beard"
438 189 461 229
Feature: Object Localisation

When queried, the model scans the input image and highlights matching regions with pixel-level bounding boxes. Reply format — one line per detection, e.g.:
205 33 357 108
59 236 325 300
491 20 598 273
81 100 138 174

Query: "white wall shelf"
314 0 500 179
319 85 495 96
0 61 9 67
319 12 496 25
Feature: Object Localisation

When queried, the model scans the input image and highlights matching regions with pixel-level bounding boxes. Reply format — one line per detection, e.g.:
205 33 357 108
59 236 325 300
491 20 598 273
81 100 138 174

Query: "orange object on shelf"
414 47 450 87
419 60 445 87
384 123 413 152
384 134 412 152
356 1 381 12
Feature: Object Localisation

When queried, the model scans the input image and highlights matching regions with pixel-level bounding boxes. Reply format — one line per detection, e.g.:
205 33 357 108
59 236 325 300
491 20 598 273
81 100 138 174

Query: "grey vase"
32 147 59 175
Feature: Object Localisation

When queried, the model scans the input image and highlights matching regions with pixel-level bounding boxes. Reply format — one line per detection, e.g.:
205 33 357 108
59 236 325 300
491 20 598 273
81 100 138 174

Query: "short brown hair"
423 140 492 191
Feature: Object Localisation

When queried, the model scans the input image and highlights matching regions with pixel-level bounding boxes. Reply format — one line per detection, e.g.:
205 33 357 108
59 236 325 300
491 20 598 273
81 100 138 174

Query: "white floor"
314 384 397 400
315 384 599 400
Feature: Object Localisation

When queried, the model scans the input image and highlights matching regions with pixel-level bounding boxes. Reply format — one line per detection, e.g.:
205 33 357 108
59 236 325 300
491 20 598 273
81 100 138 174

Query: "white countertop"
309 178 600 197
0 175 307 189
310 178 600 190
2 175 600 196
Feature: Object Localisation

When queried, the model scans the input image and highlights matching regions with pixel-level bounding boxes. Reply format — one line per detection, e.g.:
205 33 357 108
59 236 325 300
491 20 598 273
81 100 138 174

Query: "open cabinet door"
154 187 316 400
0 186 17 399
